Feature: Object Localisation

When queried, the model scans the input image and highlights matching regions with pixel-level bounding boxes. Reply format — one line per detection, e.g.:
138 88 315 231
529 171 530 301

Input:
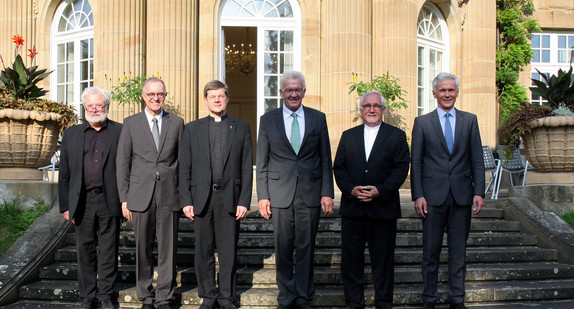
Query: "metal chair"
482 146 501 199
494 146 531 199
38 149 60 182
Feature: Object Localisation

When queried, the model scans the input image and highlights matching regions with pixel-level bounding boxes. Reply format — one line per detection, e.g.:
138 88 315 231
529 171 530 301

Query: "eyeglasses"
145 92 167 98
282 88 305 94
206 95 227 100
361 104 383 111
84 105 108 112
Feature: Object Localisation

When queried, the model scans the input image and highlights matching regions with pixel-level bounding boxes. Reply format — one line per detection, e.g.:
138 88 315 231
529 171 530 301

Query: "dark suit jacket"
256 106 334 207
59 120 122 219
116 110 184 212
179 115 253 214
410 108 485 206
334 122 410 219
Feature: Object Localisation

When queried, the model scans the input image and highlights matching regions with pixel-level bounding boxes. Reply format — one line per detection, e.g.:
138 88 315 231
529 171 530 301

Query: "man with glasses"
334 91 410 309
59 87 123 309
117 77 184 309
257 71 335 309
179 80 252 309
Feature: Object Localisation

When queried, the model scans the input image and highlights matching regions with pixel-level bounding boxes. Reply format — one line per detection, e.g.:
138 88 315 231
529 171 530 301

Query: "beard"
86 111 108 127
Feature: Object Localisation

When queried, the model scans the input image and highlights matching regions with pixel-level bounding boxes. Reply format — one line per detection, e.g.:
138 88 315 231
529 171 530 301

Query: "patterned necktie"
290 112 300 155
444 113 453 154
152 117 160 150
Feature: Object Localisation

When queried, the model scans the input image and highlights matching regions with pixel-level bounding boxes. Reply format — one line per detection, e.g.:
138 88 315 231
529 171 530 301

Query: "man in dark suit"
179 80 253 309
257 71 335 309
334 91 410 309
116 77 184 309
59 87 122 309
410 73 485 309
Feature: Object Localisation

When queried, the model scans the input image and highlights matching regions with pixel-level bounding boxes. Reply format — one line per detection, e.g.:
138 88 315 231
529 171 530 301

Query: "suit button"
365 169 368 173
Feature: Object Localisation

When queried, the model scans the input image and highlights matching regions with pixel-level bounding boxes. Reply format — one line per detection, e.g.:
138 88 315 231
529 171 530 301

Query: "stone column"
93 0 146 122
146 0 198 122
460 0 497 147
320 0 372 152
372 0 418 132
0 1 37 75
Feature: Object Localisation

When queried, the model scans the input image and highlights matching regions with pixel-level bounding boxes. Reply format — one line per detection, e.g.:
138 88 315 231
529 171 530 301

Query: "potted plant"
0 35 77 169
498 67 574 172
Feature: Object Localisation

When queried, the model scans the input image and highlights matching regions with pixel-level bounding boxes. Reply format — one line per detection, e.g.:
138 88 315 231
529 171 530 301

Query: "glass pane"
532 35 540 48
436 51 443 68
58 16 68 31
81 61 88 80
280 31 293 51
81 39 89 59
418 67 424 86
81 82 89 94
542 50 550 62
224 1 241 16
66 63 74 81
67 42 75 61
418 46 424 65
418 88 424 108
542 35 550 48
90 38 94 56
429 49 436 67
90 61 94 79
57 64 66 83
558 50 566 63
569 36 574 49
532 50 540 62
280 53 293 73
265 98 278 113
265 53 278 73
264 76 278 96
265 31 278 51
559 35 566 48
277 1 293 17
67 84 74 103
57 85 64 102
58 44 66 62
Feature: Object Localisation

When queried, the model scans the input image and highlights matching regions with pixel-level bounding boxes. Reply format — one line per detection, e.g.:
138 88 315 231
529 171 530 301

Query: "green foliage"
0 199 50 256
109 73 150 106
348 72 408 110
498 103 552 155
531 67 574 109
0 55 52 100
496 0 540 123
560 211 574 227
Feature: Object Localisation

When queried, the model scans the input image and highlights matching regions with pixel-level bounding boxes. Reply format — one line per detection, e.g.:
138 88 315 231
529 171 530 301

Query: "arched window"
220 0 301 120
50 0 94 117
417 4 449 115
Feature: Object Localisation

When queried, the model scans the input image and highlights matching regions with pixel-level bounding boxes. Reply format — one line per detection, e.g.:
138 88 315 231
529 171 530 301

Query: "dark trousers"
132 183 179 306
272 189 321 307
341 216 396 309
421 191 471 304
75 190 120 301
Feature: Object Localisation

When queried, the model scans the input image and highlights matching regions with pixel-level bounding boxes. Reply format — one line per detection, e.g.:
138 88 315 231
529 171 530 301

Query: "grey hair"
280 71 306 90
432 72 459 92
360 91 386 109
81 87 111 105
142 77 167 93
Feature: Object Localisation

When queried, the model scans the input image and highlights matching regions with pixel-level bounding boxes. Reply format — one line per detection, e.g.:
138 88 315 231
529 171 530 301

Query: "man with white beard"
59 87 123 309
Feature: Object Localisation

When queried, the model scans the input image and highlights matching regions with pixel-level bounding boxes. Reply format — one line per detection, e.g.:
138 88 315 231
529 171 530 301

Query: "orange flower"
11 35 24 47
27 47 38 59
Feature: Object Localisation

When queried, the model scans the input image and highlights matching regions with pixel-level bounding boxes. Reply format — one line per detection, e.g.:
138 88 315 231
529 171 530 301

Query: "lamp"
225 29 256 76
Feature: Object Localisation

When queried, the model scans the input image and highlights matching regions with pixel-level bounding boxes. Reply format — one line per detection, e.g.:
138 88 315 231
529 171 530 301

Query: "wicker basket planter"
0 109 62 168
522 116 574 172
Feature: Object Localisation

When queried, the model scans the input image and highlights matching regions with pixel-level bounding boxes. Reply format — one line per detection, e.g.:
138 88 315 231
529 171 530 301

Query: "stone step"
39 262 574 285
54 246 558 266
19 279 574 307
66 231 538 249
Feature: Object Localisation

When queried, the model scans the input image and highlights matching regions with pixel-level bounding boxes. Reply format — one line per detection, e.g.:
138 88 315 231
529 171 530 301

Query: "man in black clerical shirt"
59 87 123 309
179 80 253 309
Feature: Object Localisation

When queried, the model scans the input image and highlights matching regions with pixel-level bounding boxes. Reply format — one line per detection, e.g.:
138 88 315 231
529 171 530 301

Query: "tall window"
220 0 301 119
417 4 448 116
530 32 574 105
50 0 94 117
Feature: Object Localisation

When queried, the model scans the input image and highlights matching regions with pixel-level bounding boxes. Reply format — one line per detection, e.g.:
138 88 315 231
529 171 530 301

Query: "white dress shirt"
283 104 305 144
364 123 381 161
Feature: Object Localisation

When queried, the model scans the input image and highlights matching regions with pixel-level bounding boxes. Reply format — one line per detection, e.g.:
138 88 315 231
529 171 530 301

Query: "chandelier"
225 42 256 76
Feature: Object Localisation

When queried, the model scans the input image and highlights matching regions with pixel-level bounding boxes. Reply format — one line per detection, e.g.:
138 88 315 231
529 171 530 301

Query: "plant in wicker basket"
0 35 77 169
499 67 574 172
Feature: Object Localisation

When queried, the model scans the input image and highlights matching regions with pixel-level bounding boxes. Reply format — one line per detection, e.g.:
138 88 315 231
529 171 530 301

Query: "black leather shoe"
449 303 467 309
423 303 436 309
100 298 114 309
157 304 170 309
220 304 237 309
80 298 95 309
141 304 154 309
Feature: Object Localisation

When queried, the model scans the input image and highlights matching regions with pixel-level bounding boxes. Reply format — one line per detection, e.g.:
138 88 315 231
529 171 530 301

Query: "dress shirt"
364 123 381 161
283 104 305 145
83 121 108 190
436 107 456 142
144 108 164 135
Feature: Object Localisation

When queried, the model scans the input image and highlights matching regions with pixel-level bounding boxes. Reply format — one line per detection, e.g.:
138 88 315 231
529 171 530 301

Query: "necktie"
290 112 300 155
152 117 160 150
444 113 453 154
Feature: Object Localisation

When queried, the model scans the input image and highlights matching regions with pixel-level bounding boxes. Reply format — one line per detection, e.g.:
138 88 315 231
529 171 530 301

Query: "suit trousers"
194 188 240 306
421 191 471 304
271 188 321 306
132 181 179 305
341 216 396 309
75 190 120 301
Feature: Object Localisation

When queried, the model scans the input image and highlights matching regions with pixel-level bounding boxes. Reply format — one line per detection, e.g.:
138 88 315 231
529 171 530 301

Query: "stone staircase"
7 195 574 308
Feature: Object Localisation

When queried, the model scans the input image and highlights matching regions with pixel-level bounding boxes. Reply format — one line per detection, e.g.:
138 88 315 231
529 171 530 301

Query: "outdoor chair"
482 145 501 199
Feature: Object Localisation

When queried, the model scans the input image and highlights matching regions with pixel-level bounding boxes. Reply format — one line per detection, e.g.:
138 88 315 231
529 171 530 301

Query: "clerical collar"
209 114 228 123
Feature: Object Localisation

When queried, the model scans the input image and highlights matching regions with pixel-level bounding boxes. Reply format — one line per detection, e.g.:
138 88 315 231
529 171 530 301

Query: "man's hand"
258 199 271 220
321 196 334 216
236 206 248 220
62 210 75 224
183 205 195 221
351 185 379 202
473 195 484 215
414 197 428 219
122 202 132 221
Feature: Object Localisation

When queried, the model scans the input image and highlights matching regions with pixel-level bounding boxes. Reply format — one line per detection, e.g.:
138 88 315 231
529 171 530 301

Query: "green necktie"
290 112 300 155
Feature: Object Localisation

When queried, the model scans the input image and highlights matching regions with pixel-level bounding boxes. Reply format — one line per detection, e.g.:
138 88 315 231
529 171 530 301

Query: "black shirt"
208 115 228 184
83 121 108 190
